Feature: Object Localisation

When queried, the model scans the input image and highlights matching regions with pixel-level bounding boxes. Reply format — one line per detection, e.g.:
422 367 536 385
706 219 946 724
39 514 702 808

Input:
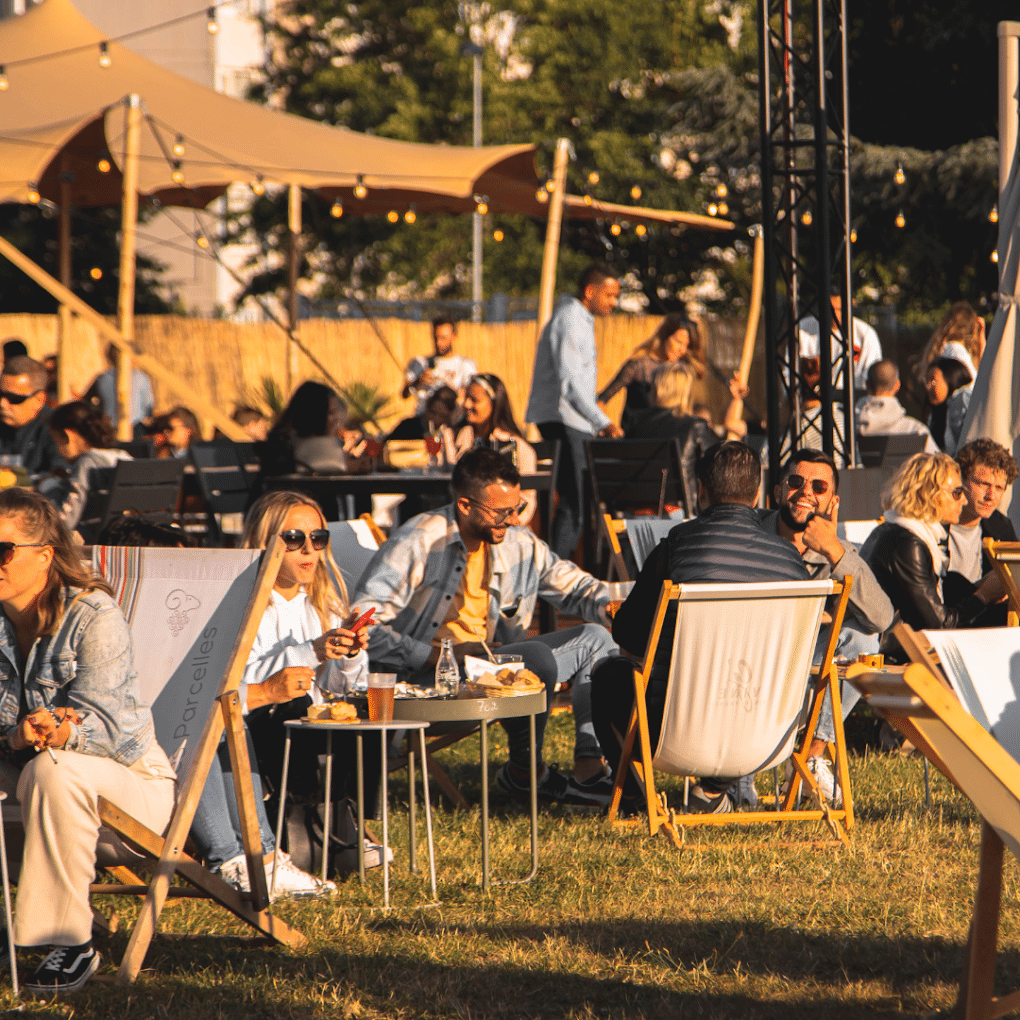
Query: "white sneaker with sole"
218 851 336 900
337 838 395 873
806 755 842 807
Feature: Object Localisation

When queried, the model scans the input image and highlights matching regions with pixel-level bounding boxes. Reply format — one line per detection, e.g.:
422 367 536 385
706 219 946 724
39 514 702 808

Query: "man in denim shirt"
526 264 624 561
354 448 619 807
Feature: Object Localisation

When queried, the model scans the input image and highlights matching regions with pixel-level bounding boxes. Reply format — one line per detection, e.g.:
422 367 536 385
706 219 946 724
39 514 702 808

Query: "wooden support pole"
287 183 301 398
730 227 765 423
57 173 73 404
535 138 571 338
116 94 142 442
0 235 250 442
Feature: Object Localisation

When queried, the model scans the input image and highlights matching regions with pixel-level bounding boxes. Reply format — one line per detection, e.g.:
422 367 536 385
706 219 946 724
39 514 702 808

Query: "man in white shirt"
403 318 477 414
945 438 1019 626
855 360 938 452
799 292 882 395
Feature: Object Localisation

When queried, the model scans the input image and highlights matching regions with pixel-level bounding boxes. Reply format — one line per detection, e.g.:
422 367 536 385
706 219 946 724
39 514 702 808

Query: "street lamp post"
463 41 483 322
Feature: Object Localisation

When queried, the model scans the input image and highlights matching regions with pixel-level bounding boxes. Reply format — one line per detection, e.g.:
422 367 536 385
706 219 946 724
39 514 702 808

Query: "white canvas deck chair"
849 621 1020 1020
89 539 304 985
607 577 855 847
984 538 1020 626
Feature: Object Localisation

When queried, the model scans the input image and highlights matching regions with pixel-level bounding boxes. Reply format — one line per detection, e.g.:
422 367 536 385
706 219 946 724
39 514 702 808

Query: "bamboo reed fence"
0 312 765 437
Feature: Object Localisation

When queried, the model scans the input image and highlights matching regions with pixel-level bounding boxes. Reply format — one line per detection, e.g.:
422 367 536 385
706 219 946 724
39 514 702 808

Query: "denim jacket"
0 587 155 766
353 504 612 674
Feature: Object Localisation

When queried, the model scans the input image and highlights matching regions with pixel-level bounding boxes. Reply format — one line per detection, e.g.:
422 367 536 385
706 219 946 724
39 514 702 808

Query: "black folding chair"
190 440 254 545
97 458 186 534
856 433 927 470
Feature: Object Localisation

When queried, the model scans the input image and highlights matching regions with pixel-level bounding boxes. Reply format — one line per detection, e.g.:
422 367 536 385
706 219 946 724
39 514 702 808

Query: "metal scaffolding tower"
756 0 855 488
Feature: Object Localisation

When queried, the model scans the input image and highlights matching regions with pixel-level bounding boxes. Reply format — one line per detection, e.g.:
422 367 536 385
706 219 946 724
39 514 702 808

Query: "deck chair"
600 515 678 583
848 622 1020 1020
329 513 385 595
89 539 304 985
984 538 1020 626
607 577 855 847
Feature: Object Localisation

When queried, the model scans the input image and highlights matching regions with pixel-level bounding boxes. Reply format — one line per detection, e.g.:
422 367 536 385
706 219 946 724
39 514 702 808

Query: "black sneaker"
25 943 100 994
496 762 570 802
684 784 733 815
563 772 615 808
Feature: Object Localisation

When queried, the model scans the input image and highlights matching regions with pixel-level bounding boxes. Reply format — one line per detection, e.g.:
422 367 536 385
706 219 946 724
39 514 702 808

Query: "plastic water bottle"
435 638 459 698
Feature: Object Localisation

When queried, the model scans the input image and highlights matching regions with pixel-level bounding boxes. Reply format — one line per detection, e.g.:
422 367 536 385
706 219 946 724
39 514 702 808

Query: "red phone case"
349 607 376 632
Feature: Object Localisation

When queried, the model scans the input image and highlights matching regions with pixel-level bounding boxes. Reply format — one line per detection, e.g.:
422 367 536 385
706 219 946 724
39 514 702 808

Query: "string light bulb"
708 203 718 217
717 202 729 216
206 7 218 33
27 184 40 204
330 198 343 218
630 185 642 200
89 267 102 280
991 249 999 263
716 183 728 198
588 172 599 185
0 66 8 92
894 162 905 185
635 223 647 236
171 161 184 185
610 222 621 236
387 210 398 223
536 188 549 204
850 229 858 243
545 180 555 193
251 178 265 196
196 235 209 249
404 208 416 223
97 158 111 173
475 200 488 215
493 229 504 242
895 209 906 228
353 176 367 199
98 42 112 68
990 204 999 224
173 136 185 157
800 209 812 226
583 194 593 206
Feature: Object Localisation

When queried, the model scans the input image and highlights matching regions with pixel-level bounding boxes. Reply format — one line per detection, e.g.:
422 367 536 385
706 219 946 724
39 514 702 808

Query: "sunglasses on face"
467 498 527 526
0 389 41 406
280 529 330 552
785 474 830 496
0 541 48 566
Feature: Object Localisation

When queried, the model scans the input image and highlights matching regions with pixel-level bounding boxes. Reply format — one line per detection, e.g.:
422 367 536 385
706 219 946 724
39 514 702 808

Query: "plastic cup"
367 672 397 721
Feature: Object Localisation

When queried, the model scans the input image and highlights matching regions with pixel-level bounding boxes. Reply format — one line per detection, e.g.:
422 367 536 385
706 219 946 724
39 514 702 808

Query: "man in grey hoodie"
856 359 938 452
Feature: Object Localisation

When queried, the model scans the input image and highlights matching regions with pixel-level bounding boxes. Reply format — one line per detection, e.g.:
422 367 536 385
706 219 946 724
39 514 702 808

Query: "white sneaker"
216 853 250 892
267 850 337 899
806 756 842 808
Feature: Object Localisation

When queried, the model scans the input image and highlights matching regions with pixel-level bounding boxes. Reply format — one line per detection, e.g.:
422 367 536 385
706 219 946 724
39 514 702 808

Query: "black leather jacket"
859 522 987 634
626 408 718 515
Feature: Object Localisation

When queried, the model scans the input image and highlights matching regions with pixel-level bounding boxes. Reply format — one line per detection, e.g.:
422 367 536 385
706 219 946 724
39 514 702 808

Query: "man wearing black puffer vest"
591 441 808 815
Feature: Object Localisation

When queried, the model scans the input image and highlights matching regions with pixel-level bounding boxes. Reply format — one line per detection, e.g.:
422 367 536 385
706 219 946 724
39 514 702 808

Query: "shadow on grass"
76 917 996 1019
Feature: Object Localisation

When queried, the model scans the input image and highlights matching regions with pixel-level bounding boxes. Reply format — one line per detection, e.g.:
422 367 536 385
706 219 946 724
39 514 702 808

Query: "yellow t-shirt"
434 542 490 646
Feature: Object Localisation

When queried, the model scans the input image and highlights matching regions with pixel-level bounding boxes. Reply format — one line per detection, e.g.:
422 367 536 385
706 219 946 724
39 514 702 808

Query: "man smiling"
354 448 619 807
760 449 892 803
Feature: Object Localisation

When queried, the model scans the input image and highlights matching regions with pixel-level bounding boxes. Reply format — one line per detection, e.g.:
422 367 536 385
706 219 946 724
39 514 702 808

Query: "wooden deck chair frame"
601 513 631 583
984 538 1020 627
848 625 1020 1020
607 577 855 847
92 537 305 985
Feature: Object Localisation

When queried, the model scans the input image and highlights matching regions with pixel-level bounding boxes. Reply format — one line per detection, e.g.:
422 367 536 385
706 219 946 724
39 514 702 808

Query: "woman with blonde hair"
0 488 176 993
240 491 389 873
916 302 986 385
860 453 1004 658
598 314 705 432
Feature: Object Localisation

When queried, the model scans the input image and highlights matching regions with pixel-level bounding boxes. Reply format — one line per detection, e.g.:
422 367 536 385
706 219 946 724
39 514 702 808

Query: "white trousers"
0 747 175 947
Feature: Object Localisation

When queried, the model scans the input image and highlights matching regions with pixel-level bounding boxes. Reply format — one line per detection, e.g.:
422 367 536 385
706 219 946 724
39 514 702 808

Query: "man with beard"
354 447 619 807
760 449 893 800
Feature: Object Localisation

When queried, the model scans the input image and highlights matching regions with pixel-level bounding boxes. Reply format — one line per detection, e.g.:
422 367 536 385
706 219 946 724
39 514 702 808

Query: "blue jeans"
191 726 275 871
812 624 878 744
538 422 591 561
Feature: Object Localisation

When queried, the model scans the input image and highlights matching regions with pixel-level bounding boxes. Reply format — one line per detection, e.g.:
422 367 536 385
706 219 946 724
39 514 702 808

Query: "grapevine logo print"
166 589 201 636
718 658 760 713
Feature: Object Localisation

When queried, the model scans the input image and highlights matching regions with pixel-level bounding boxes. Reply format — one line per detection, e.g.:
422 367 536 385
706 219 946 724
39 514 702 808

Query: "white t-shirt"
241 588 368 709
948 522 984 583
405 352 477 413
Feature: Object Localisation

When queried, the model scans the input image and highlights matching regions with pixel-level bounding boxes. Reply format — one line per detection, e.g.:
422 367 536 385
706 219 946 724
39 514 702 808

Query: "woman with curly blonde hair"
915 302 986 384
859 453 1004 658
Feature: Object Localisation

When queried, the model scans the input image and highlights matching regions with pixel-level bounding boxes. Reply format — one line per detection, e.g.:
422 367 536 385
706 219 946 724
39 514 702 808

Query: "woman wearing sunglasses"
860 452 1005 661
239 492 388 872
0 489 176 993
443 373 538 525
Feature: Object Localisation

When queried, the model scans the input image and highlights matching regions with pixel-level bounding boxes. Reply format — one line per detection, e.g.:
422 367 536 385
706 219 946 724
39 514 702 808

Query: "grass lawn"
2 713 1014 1018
